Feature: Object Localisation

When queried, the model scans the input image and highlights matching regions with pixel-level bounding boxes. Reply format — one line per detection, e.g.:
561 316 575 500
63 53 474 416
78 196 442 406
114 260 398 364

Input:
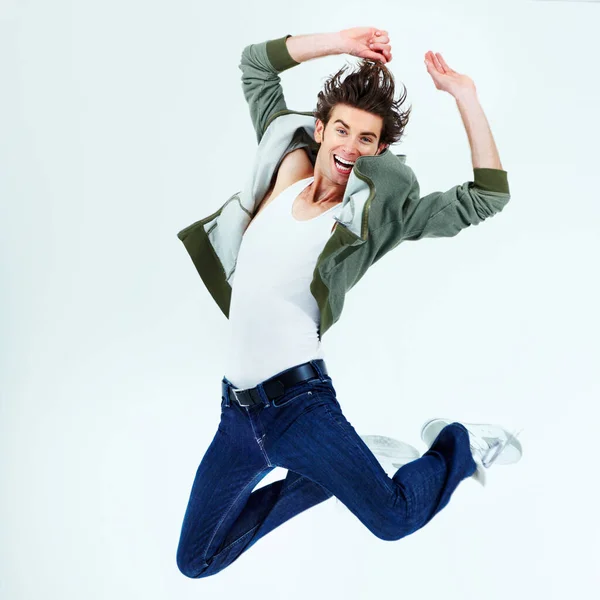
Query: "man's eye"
337 129 371 143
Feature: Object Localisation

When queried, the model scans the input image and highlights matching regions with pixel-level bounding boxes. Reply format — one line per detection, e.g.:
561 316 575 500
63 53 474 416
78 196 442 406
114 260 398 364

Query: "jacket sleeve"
239 34 301 145
400 167 511 241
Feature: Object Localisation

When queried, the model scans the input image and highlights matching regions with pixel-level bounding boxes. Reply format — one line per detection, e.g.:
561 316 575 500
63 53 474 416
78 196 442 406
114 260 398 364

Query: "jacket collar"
257 110 407 242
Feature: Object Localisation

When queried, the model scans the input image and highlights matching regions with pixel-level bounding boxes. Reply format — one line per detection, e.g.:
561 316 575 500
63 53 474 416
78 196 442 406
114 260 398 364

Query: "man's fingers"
365 51 388 64
436 53 453 72
367 46 390 62
369 42 391 53
371 34 389 44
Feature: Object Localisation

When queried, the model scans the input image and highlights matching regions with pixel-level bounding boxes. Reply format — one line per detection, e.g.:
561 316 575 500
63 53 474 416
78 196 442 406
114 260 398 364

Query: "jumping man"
175 26 523 579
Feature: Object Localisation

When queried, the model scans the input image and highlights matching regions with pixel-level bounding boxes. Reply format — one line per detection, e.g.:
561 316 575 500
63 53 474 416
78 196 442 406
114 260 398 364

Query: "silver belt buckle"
232 387 251 407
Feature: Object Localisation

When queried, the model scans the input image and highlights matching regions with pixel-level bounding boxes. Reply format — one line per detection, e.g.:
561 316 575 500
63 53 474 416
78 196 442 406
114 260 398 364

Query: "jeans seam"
202 471 266 564
281 474 308 495
273 392 311 409
323 404 395 496
210 471 311 560
211 523 261 558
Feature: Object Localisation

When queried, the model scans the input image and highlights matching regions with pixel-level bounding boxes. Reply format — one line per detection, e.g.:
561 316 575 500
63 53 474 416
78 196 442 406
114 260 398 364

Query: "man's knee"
373 524 412 542
176 548 210 579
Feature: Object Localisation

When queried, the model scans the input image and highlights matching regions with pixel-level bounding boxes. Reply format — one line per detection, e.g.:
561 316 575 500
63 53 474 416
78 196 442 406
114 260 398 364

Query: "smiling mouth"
333 155 354 174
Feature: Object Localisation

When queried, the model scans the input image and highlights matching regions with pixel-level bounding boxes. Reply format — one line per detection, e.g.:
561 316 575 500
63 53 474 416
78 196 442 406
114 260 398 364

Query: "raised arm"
399 51 510 240
238 34 300 145
424 51 503 170
400 168 510 241
239 28 392 144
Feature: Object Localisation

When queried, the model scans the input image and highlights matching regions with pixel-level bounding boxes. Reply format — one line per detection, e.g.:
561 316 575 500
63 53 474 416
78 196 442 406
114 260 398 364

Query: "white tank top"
223 176 342 389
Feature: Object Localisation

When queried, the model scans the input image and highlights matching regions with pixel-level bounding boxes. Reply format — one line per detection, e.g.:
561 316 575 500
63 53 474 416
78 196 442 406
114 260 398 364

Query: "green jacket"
177 34 511 340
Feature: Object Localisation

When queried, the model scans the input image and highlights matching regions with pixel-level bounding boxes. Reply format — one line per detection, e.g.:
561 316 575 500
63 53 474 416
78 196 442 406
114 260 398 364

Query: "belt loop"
221 377 231 407
310 359 327 383
256 382 271 407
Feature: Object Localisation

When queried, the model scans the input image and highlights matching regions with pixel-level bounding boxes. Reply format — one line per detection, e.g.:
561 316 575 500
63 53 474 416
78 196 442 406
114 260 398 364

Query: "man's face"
314 103 387 185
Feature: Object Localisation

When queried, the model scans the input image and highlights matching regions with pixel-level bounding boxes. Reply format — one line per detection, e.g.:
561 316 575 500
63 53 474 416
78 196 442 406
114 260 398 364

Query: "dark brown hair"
314 59 412 148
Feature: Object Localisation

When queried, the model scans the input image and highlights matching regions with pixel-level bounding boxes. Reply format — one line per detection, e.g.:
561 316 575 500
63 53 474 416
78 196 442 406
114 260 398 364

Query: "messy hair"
314 59 412 148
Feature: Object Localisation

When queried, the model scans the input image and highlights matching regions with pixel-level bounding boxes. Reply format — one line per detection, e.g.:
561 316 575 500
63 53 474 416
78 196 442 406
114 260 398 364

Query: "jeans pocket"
271 385 315 408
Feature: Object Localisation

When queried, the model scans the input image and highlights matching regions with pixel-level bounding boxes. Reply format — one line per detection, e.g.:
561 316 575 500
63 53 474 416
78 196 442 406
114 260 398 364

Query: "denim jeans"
176 360 477 578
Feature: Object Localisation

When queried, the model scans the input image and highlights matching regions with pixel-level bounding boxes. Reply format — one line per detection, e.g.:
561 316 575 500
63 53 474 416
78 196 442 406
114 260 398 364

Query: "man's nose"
343 141 360 155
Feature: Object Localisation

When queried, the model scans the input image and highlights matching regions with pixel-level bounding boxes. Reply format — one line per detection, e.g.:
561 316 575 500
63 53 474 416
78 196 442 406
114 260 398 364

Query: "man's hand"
423 52 502 169
339 27 392 64
424 51 476 98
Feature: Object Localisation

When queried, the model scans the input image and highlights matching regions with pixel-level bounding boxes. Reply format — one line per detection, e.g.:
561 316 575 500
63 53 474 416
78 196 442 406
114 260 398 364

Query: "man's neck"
303 175 345 206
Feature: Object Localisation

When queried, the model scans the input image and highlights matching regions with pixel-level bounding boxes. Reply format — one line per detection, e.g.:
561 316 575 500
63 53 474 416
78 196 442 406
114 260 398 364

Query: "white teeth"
335 155 355 166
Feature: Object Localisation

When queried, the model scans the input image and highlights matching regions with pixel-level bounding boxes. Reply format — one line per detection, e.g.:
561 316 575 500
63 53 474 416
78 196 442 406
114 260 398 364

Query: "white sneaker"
420 418 523 487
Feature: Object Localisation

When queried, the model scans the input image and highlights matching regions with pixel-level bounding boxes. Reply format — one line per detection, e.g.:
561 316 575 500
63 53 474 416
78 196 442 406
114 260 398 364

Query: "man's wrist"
285 32 345 63
452 88 479 105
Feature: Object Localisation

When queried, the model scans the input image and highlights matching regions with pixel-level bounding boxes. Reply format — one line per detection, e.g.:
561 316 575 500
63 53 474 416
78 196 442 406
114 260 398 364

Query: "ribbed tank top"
223 176 342 389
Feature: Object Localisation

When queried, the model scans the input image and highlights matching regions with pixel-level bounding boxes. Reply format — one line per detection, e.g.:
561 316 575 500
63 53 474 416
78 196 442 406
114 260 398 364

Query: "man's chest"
251 149 338 233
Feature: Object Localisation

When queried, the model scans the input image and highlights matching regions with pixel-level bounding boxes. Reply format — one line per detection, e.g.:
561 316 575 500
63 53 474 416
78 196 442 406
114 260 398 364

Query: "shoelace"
471 428 523 468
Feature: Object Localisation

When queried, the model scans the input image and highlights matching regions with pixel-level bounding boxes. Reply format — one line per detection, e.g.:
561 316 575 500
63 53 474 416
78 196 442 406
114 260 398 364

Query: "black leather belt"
224 359 328 407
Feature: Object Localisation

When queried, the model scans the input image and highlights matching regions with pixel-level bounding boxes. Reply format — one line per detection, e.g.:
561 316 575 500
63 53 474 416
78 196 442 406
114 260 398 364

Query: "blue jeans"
176 360 477 578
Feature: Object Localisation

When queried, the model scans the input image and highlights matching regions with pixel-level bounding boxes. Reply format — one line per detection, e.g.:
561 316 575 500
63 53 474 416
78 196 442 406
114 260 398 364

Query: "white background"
2 0 599 598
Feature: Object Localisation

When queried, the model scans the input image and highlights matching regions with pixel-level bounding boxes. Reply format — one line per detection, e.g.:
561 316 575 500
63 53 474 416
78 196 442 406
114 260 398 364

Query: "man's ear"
314 119 324 144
